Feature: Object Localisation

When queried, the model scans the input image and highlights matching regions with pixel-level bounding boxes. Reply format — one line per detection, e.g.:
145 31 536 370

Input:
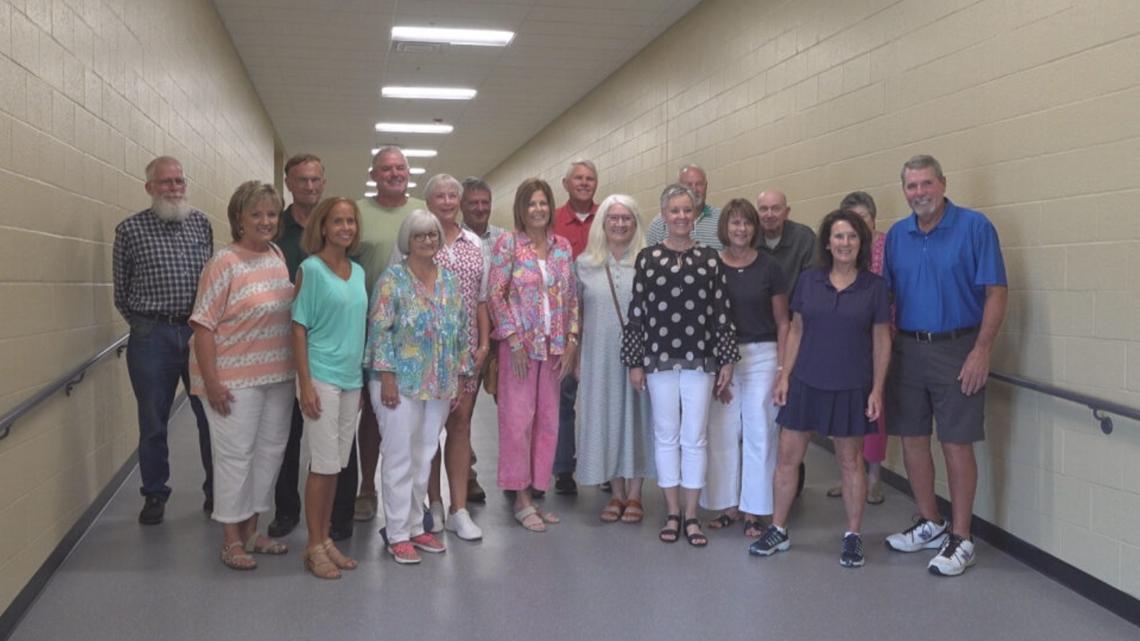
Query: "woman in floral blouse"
363 209 473 565
488 178 580 532
621 183 739 548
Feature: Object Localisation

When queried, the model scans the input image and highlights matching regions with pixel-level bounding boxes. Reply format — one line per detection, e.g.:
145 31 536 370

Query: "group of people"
112 147 1005 579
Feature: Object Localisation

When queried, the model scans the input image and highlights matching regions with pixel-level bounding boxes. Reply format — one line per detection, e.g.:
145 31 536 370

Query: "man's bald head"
756 189 791 239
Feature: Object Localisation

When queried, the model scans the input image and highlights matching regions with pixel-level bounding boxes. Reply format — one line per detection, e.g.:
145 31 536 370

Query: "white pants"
370 380 448 544
701 342 780 514
203 381 294 524
301 380 361 474
647 369 714 490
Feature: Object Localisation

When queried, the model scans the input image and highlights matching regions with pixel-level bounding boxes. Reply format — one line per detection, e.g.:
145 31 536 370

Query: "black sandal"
743 518 764 538
707 513 736 530
684 518 708 547
659 514 682 543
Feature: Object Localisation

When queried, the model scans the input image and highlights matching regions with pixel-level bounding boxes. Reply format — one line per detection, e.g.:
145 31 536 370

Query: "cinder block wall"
486 0 1140 597
0 0 275 611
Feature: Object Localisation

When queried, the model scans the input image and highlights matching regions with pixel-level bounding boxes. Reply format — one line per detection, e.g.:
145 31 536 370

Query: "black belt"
132 312 190 325
898 326 978 343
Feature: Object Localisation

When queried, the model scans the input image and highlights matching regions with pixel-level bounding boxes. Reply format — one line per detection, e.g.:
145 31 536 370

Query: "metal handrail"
990 370 1140 435
0 332 130 440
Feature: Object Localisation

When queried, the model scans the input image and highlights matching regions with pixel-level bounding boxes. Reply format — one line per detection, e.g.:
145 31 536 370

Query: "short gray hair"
396 209 445 256
145 156 182 182
424 173 461 200
462 176 491 195
900 154 944 184
564 159 598 180
678 164 707 181
372 145 406 167
659 183 697 212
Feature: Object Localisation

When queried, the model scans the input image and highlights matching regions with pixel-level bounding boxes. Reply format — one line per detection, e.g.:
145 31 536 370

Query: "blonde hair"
226 180 283 242
581 194 644 267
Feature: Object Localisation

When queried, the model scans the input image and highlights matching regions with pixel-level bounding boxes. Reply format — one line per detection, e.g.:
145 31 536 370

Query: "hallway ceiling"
212 0 702 200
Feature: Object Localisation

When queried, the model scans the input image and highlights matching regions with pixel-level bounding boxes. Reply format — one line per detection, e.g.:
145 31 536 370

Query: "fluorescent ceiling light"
392 26 514 47
407 182 418 189
375 122 453 134
409 167 426 175
366 180 377 187
382 86 476 100
364 191 377 198
371 148 438 158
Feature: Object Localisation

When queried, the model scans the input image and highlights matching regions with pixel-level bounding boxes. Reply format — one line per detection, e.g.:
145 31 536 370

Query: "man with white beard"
113 156 215 525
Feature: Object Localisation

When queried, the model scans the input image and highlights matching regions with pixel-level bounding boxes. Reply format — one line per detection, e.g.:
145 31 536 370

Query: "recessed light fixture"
392 26 514 47
366 180 377 187
409 167 426 175
364 191 378 198
407 182 418 189
371 148 438 158
375 122 453 134
382 86 476 100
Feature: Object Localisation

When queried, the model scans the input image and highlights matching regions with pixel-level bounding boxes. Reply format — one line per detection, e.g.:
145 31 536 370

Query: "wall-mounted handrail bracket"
1091 409 1113 435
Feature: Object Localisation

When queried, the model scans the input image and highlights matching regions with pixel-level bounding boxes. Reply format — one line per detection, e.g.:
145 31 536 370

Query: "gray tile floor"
9 393 1137 641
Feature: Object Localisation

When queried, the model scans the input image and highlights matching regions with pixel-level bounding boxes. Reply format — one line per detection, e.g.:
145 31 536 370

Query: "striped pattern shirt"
645 204 723 250
189 243 295 394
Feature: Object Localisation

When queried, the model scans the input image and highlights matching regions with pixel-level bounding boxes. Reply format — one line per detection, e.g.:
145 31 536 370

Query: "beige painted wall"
486 0 1140 597
0 0 275 611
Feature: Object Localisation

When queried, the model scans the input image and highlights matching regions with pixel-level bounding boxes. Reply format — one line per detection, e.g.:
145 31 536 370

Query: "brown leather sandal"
599 498 626 522
221 541 257 570
323 539 357 570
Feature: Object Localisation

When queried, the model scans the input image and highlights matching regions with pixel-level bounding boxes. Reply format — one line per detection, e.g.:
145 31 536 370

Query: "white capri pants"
301 380 361 474
369 380 448 544
204 381 294 524
646 368 714 490
701 342 780 514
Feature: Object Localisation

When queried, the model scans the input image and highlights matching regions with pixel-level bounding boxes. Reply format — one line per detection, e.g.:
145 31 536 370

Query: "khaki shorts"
886 331 986 444
301 380 361 474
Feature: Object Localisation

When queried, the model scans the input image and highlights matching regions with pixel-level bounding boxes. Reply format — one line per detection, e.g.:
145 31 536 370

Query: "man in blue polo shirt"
882 155 1007 577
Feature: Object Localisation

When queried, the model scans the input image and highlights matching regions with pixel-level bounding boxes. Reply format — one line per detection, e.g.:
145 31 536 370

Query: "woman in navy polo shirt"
748 209 891 568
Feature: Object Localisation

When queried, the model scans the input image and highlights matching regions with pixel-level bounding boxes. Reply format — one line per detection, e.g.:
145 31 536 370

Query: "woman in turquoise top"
291 197 367 580
363 209 473 565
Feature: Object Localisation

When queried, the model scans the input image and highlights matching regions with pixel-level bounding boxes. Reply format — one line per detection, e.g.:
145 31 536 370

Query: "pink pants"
863 413 887 464
496 342 560 492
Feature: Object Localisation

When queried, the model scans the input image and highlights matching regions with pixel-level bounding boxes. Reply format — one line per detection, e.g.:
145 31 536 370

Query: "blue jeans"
554 374 577 475
126 317 212 501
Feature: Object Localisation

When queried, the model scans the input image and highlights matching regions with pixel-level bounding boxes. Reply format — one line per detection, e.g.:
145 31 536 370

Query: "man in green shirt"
353 146 425 521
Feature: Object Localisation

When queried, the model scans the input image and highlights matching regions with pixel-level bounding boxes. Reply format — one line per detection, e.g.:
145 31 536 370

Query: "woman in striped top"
190 181 296 571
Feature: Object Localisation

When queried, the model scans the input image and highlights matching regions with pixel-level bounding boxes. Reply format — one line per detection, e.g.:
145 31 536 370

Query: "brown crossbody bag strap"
603 262 625 325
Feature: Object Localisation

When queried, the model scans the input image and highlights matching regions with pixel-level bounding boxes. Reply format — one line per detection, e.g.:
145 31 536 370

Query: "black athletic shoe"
554 473 578 496
748 525 790 556
139 496 165 525
840 533 865 568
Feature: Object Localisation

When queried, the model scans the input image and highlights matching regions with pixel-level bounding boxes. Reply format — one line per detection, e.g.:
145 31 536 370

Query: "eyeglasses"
412 231 440 242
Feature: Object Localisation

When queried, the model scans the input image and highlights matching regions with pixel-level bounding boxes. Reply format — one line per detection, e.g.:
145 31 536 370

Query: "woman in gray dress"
574 194 655 524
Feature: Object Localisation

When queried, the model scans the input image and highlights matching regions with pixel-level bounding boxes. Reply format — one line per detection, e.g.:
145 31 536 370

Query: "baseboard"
810 435 1140 628
0 450 138 641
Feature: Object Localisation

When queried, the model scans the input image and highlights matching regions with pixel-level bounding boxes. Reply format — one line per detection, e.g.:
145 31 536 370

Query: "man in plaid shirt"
113 156 215 525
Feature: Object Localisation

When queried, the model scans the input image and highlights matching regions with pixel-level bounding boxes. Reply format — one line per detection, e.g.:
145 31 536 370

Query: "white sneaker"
885 517 948 552
429 502 445 533
444 508 484 541
928 534 976 576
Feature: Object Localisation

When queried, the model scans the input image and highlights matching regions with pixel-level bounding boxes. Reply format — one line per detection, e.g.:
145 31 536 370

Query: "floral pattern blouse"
621 244 740 374
363 263 473 400
488 231 580 361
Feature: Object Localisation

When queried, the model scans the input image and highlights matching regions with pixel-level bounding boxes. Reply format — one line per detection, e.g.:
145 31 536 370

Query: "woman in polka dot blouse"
621 183 740 547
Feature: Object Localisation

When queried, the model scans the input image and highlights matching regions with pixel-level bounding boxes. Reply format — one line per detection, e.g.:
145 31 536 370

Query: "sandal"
743 518 765 538
535 507 560 524
707 512 739 530
659 514 682 543
599 498 626 523
303 544 341 580
245 532 288 555
684 518 708 547
620 499 644 524
221 541 257 570
323 539 357 570
514 505 546 532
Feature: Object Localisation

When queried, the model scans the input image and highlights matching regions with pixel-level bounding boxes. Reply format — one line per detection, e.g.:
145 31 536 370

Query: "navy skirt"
776 376 875 438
